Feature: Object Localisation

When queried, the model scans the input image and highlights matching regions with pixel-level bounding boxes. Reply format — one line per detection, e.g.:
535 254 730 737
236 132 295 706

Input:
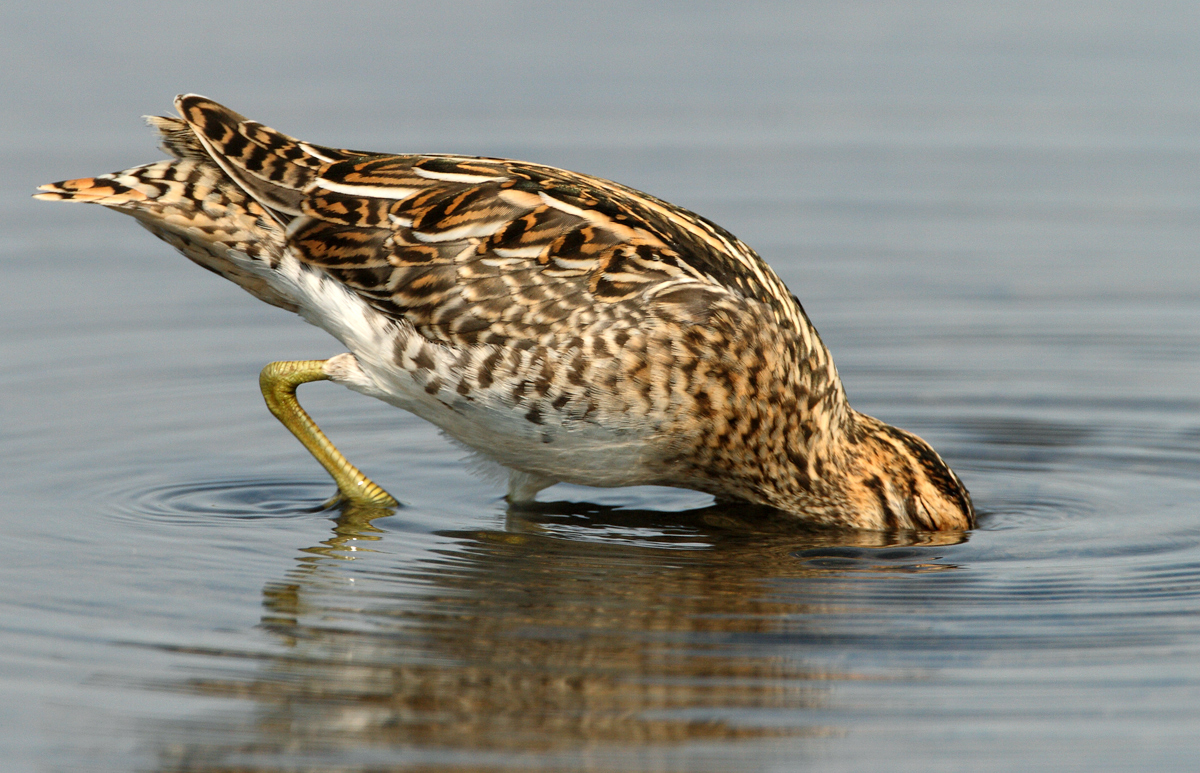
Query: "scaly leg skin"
259 360 399 508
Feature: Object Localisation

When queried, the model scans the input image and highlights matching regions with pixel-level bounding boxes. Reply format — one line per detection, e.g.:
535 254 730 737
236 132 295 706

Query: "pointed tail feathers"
35 173 151 205
173 94 368 218
145 115 210 161
37 94 373 219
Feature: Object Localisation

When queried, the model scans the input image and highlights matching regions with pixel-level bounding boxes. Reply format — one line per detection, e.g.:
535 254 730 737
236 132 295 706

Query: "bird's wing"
175 95 807 348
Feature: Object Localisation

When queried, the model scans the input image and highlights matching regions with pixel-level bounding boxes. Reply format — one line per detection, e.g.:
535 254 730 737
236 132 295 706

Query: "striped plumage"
36 95 974 531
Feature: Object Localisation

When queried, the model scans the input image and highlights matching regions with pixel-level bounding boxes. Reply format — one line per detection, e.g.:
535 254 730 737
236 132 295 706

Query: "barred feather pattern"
35 95 974 530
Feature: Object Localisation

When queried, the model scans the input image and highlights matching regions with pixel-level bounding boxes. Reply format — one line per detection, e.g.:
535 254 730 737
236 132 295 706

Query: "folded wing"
174 95 807 350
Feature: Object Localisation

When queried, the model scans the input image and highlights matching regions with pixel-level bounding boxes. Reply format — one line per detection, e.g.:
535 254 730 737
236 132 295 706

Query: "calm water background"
3 2 1200 771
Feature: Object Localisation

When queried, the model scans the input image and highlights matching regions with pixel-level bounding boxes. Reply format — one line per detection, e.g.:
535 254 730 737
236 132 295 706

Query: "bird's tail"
34 169 158 206
172 94 370 219
34 113 214 205
37 95 371 218
34 110 300 310
32 95 372 311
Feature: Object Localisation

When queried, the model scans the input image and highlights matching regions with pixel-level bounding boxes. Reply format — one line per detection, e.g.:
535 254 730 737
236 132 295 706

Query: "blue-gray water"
3 2 1200 771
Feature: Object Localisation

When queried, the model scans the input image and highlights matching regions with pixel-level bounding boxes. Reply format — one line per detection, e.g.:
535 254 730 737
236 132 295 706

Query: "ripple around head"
102 477 338 526
972 491 1099 532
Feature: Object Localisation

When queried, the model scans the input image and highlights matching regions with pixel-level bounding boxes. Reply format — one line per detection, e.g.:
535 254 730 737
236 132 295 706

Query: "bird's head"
840 412 975 531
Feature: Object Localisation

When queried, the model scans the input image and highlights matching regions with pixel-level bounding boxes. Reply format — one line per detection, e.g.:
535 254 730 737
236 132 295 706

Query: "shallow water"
4 2 1200 771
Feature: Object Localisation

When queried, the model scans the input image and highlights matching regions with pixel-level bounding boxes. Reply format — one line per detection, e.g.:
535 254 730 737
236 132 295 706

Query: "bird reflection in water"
151 501 967 770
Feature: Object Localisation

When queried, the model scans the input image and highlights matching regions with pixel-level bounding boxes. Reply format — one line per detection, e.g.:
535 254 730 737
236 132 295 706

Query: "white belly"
328 349 661 490
274 258 660 492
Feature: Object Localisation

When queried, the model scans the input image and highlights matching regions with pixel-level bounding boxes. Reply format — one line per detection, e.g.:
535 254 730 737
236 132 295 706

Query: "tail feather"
145 115 210 161
35 158 285 254
173 94 371 218
33 97 304 311
35 173 150 205
39 95 375 217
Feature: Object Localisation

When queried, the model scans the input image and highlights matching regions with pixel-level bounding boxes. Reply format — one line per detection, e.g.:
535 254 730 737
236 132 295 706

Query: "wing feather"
178 97 807 349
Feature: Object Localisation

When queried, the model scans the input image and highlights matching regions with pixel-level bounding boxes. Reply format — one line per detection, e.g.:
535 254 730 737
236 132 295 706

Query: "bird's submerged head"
838 412 975 531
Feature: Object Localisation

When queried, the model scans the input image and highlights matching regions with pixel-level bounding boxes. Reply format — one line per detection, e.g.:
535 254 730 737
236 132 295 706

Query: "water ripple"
102 477 337 525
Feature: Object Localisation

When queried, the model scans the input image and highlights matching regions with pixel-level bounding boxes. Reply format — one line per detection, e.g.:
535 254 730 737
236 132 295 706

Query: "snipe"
36 96 973 530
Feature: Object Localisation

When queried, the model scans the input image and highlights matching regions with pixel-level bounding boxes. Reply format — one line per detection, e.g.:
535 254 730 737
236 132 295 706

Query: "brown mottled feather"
35 95 975 531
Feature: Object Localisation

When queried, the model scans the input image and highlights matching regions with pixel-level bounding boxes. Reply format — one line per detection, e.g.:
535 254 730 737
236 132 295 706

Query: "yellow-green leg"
259 360 399 508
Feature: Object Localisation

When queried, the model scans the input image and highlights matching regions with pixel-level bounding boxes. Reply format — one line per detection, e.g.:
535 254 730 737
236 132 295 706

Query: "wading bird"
37 96 973 530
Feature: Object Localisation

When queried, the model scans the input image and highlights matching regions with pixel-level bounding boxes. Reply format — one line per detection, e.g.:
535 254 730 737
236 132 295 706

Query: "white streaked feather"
480 255 533 267
298 142 339 163
551 256 599 271
412 167 508 184
537 191 591 219
492 246 546 259
314 179 420 199
411 221 509 244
